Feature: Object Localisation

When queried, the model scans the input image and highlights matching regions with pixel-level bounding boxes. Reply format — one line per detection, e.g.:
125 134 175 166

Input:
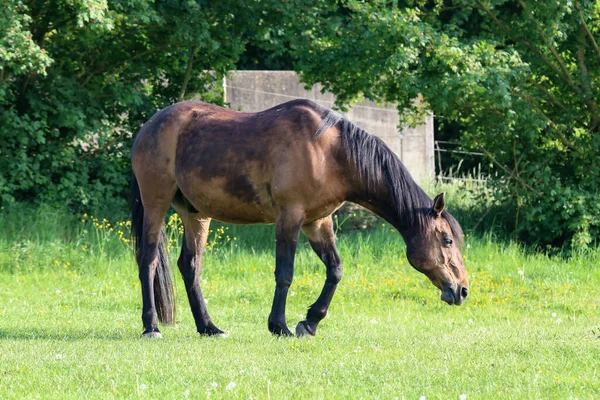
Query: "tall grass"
1 203 599 398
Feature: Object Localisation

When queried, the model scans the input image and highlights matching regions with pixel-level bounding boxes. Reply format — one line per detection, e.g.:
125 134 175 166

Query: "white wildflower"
55 354 63 359
552 312 557 318
226 382 236 391
459 394 467 400
140 384 147 391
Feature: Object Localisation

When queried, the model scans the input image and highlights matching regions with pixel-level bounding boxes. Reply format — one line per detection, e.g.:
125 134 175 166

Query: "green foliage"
3 0 599 248
283 0 600 249
0 0 277 212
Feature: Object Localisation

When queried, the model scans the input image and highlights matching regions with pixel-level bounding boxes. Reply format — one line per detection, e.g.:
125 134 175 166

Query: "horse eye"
442 234 453 247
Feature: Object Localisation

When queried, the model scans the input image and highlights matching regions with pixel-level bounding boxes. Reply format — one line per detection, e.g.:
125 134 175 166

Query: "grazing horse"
130 99 469 338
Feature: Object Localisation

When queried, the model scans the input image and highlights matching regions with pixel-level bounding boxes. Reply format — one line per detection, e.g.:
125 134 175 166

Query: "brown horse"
130 99 468 338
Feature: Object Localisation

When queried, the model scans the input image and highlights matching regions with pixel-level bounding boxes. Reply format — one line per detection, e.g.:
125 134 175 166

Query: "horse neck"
331 116 430 238
348 176 423 239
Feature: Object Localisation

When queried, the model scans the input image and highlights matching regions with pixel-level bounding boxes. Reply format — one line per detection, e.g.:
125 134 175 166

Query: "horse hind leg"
172 196 225 336
132 168 179 338
296 216 343 337
135 196 175 338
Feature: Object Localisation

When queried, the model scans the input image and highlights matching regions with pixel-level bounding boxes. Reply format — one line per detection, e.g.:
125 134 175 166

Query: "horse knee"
327 264 343 285
275 277 293 288
177 251 187 271
274 268 293 287
137 242 159 267
177 249 201 284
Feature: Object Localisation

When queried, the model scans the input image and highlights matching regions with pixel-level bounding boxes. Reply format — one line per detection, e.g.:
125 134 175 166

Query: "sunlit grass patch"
0 208 599 398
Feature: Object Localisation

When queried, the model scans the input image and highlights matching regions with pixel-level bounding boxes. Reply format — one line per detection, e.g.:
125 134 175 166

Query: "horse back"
132 99 350 224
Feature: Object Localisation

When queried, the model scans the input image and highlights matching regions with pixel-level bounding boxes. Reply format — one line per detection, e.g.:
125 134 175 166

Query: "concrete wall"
225 71 434 184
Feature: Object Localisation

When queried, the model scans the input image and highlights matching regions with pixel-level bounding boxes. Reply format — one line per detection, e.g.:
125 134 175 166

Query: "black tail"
131 174 176 324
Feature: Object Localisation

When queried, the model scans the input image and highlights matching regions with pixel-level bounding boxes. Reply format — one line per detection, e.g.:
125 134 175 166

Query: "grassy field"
0 207 599 399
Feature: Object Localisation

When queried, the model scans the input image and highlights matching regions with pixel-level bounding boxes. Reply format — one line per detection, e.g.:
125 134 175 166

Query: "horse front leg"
268 210 304 336
296 216 342 337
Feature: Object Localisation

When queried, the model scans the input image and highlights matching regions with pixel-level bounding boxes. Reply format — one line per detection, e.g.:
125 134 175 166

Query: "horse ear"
432 193 446 217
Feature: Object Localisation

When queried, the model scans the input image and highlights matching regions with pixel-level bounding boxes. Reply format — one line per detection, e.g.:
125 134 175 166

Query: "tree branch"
576 23 600 127
576 2 600 64
48 16 77 35
178 45 197 101
417 5 464 17
478 145 539 194
520 91 576 150
479 0 594 125
0 61 5 83
530 80 568 112
80 43 174 86
474 0 566 83
517 0 583 97
78 129 130 161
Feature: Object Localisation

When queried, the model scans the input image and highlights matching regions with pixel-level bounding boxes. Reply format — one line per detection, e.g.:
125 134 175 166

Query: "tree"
280 0 600 249
4 0 599 248
0 0 280 212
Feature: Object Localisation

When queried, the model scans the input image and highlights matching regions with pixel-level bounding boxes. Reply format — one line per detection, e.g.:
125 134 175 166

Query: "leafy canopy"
2 0 599 249
282 0 600 249
0 0 283 211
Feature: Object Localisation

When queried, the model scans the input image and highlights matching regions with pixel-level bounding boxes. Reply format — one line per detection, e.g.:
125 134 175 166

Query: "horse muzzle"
441 283 469 305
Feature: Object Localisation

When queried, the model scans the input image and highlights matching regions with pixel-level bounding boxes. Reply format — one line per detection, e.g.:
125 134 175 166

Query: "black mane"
316 107 464 245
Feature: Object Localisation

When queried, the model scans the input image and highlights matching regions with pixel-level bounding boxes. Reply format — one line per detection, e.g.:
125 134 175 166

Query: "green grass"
1 208 599 399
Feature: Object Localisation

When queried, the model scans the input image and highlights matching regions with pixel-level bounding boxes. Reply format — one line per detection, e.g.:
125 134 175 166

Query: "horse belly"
196 200 277 225
178 174 277 224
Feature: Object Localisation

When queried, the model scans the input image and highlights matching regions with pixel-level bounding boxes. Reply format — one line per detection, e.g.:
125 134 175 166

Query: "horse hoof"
141 331 162 339
295 321 315 338
268 321 293 337
198 325 227 337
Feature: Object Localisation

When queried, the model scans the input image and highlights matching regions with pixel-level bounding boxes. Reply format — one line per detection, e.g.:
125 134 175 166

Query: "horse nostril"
461 286 469 299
